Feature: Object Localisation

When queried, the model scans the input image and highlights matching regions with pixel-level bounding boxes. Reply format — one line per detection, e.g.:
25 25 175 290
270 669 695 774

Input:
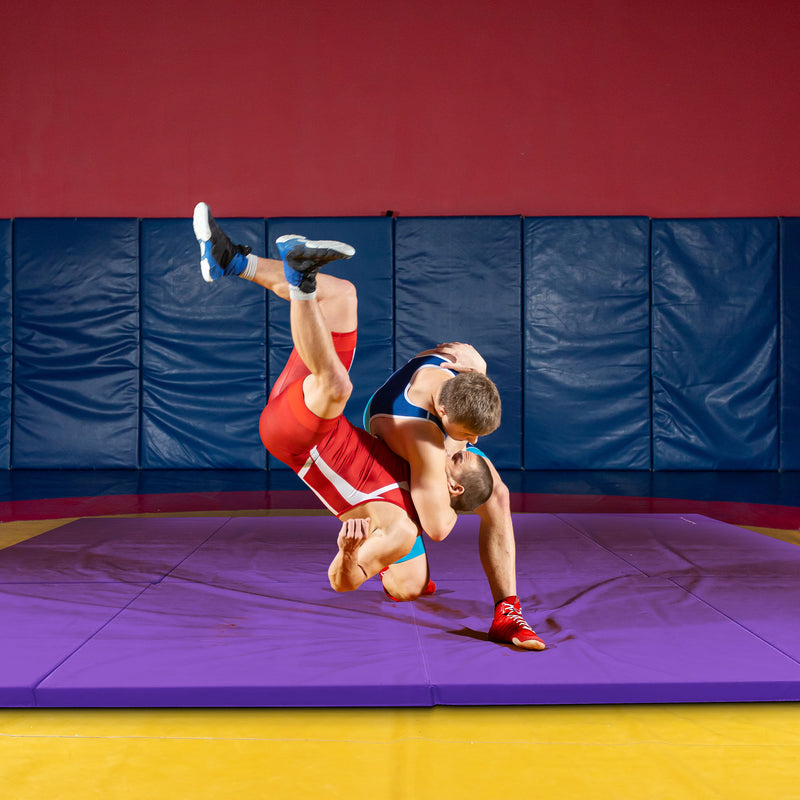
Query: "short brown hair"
449 456 494 512
439 373 501 435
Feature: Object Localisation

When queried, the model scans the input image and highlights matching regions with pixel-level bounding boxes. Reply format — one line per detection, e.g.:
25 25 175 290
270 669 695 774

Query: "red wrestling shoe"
488 596 545 650
421 579 436 596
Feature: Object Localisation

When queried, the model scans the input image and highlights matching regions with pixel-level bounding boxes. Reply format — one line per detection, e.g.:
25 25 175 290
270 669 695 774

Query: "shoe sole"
276 234 355 261
512 635 546 651
193 202 214 283
488 629 546 650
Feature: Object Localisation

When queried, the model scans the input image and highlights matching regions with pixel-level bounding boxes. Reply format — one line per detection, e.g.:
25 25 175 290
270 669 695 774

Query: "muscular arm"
405 433 458 541
328 518 370 592
328 512 419 592
372 417 457 543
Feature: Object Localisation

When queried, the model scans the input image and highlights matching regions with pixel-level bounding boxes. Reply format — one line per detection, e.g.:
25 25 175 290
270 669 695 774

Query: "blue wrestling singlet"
363 354 457 436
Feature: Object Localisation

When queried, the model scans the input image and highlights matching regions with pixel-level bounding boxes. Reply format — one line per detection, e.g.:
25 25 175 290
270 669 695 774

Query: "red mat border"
1 491 798 528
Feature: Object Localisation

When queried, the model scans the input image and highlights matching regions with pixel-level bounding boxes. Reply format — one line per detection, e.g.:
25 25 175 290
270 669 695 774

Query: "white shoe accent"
193 202 211 242
276 233 355 259
193 202 214 283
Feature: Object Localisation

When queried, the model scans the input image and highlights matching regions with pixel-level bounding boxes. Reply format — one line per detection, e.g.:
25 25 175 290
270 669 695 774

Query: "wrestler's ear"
446 476 465 496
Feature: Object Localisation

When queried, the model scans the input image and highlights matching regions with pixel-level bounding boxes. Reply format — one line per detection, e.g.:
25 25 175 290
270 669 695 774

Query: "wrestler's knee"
384 577 425 602
327 369 353 405
380 557 428 601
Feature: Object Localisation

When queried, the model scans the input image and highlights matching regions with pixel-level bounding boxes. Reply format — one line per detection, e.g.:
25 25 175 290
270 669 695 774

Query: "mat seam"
30 581 152 707
410 602 436 706
27 516 234 706
667 575 800 669
553 513 650 576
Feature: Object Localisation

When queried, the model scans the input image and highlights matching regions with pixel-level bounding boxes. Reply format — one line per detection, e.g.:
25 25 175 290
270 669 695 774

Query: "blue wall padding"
524 217 652 469
141 218 267 468
652 219 779 470
266 217 394 468
780 218 800 469
12 219 141 468
1 215 794 473
394 217 522 468
0 221 11 468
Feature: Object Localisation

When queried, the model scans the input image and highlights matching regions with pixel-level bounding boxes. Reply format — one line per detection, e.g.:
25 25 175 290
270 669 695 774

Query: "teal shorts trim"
394 532 427 563
466 443 488 459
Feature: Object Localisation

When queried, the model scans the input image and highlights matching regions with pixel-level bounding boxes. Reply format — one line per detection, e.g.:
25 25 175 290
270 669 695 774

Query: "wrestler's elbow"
424 508 457 542
425 524 451 543
327 564 361 593
328 573 358 593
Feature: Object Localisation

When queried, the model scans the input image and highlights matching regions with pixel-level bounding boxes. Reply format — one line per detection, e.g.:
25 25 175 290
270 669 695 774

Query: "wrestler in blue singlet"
364 353 488 564
363 354 457 435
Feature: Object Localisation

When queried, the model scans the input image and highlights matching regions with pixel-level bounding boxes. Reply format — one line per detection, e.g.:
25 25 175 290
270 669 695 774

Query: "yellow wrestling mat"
1 705 799 799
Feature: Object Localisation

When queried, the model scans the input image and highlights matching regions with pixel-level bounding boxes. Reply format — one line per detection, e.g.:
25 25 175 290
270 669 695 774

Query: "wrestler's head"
445 448 493 512
438 372 501 441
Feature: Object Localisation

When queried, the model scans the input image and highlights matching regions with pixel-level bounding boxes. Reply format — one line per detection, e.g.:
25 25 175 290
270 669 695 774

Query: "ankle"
495 595 518 607
240 253 259 281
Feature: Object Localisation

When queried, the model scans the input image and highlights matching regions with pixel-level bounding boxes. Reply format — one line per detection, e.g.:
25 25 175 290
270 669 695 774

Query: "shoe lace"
500 602 534 632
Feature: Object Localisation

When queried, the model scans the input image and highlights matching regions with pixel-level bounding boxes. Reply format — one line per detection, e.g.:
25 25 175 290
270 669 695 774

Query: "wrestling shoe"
276 234 355 295
193 202 252 283
488 596 545 650
421 578 436 596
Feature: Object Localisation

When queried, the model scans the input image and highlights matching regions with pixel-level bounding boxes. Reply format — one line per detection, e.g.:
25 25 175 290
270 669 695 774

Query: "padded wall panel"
13 219 140 468
780 218 800 469
266 218 394 469
0 221 11 468
395 217 522 468
523 217 651 469
652 219 779 470
141 218 267 468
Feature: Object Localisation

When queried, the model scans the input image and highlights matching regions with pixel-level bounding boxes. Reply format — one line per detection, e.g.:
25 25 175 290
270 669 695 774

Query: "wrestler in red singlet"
259 329 420 524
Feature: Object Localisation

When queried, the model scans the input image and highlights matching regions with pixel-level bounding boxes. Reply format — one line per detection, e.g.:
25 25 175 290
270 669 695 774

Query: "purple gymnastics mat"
2 513 799 707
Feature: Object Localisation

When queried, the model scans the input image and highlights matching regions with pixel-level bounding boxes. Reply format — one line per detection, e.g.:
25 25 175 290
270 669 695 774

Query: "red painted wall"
2 0 799 218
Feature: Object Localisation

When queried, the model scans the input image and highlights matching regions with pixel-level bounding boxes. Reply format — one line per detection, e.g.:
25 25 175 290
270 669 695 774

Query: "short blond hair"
440 373 501 435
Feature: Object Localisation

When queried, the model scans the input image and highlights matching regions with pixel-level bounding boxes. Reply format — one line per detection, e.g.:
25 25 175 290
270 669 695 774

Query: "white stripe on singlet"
298 445 409 513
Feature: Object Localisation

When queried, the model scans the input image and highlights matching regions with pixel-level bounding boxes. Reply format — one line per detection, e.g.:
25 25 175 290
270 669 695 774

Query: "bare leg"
477 460 546 650
476 463 517 602
247 256 357 333
380 555 429 601
242 255 358 419
329 512 420 593
291 294 353 419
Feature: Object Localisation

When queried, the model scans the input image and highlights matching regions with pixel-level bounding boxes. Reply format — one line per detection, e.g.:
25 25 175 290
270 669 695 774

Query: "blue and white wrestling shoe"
276 234 355 295
193 202 253 283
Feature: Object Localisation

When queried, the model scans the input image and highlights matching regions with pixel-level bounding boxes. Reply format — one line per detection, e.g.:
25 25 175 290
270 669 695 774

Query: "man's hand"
425 342 487 373
337 517 370 554
329 518 371 592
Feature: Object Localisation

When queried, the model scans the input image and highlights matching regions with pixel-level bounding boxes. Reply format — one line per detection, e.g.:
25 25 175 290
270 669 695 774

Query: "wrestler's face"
440 415 479 444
